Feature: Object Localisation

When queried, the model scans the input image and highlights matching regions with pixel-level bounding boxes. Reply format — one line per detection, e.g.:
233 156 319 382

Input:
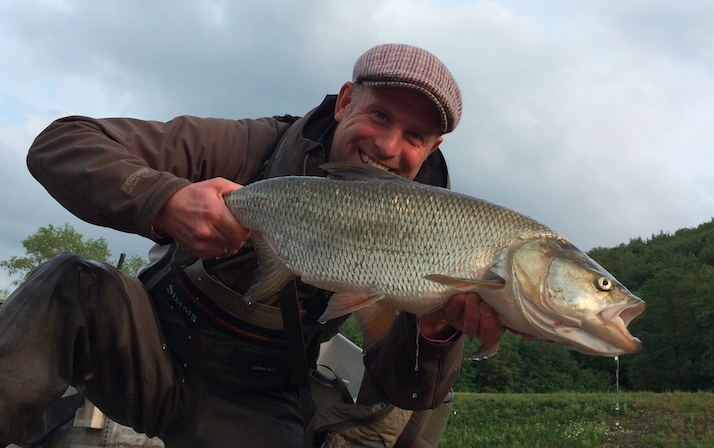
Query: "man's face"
330 83 444 180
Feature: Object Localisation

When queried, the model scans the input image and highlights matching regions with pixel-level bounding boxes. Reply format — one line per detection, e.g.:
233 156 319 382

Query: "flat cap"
353 44 462 134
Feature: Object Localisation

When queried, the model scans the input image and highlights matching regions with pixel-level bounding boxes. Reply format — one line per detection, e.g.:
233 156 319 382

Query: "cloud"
1 0 714 290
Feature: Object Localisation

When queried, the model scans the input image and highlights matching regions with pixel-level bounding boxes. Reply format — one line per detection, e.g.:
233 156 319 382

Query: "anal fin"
319 292 383 323
466 341 501 361
318 292 395 348
466 326 506 361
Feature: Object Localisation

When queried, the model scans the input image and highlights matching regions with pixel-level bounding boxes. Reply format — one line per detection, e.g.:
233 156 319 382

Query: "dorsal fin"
320 162 410 182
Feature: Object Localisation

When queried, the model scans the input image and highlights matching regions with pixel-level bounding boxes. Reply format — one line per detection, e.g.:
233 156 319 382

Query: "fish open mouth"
598 302 646 350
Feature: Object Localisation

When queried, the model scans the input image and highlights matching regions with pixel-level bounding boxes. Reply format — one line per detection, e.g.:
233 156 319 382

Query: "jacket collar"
265 95 337 179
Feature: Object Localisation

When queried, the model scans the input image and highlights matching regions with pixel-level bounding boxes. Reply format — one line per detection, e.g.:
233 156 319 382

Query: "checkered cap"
353 44 462 134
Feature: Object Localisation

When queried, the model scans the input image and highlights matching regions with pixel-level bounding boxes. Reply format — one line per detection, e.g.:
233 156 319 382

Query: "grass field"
439 392 714 448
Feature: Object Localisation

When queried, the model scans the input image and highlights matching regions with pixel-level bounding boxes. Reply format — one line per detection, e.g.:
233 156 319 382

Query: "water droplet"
411 392 417 399
161 344 167 350
188 335 192 340
414 317 421 372
614 355 620 412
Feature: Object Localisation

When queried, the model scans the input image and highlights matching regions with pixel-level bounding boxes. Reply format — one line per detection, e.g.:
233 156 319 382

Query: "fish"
224 162 645 358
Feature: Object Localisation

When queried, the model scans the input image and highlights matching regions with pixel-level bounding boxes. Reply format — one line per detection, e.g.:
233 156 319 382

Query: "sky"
1 0 713 290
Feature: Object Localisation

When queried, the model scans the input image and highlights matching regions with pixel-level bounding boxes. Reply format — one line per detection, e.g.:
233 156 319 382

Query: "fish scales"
225 162 645 356
227 171 556 314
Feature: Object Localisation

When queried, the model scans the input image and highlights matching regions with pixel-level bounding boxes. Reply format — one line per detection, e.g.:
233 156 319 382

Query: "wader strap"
278 278 318 424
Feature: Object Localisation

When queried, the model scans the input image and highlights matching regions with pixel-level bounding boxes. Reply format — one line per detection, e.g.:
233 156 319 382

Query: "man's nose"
374 128 402 158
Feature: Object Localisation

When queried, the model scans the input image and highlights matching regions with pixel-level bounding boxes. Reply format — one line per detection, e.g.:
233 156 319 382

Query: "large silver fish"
224 162 645 357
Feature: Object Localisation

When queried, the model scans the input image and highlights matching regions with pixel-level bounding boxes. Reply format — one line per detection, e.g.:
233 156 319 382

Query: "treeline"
342 219 714 393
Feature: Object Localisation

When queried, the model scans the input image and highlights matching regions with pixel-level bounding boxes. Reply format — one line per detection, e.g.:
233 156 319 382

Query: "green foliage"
0 223 147 284
339 314 363 348
121 254 149 276
1 223 111 284
455 332 613 394
442 393 616 447
441 392 714 448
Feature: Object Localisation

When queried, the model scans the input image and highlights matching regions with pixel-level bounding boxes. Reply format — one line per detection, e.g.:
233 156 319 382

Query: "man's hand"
419 293 501 343
419 293 535 343
152 178 251 259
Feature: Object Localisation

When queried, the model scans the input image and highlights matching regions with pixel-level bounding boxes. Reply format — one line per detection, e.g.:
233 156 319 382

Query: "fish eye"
596 276 613 291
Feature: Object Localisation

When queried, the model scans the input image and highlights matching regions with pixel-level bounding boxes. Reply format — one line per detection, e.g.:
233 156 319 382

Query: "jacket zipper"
302 153 310 176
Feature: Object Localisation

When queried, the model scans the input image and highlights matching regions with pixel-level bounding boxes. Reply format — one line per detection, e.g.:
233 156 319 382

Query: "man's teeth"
360 153 390 171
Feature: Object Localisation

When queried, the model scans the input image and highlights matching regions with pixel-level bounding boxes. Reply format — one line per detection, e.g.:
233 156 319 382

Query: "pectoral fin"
424 272 506 291
354 303 398 348
243 234 295 304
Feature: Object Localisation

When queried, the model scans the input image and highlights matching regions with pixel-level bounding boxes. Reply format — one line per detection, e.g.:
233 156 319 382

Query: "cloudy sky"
1 0 713 290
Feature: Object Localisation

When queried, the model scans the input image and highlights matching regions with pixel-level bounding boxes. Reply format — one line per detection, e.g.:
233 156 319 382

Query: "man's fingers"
214 185 251 255
152 178 251 259
459 293 481 340
444 293 467 322
477 301 501 346
454 294 501 344
209 182 251 258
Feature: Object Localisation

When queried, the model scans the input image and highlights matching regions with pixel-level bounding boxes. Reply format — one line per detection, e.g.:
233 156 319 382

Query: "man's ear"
428 136 444 158
334 82 354 123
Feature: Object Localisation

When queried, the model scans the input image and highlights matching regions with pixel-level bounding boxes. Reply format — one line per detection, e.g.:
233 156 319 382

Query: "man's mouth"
360 152 392 172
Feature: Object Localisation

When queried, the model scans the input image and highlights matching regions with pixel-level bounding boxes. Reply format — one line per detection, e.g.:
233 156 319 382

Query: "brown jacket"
27 95 464 410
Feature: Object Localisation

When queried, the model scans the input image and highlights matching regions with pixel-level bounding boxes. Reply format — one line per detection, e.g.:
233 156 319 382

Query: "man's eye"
408 131 423 141
375 111 387 120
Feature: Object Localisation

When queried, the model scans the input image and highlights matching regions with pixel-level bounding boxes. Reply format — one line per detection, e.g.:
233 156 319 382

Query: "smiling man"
1 44 504 447
330 83 444 178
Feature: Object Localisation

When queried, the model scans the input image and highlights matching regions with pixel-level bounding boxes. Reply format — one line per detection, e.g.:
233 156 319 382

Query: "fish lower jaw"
518 300 639 356
597 302 645 345
595 313 643 354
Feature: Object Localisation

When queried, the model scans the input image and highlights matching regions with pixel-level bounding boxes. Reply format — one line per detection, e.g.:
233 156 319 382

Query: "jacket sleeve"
362 313 464 410
27 115 284 240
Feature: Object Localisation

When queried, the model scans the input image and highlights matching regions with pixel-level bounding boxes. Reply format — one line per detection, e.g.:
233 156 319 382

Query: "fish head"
510 238 645 357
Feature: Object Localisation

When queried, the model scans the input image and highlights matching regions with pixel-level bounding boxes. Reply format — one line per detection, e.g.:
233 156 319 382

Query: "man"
0 44 504 447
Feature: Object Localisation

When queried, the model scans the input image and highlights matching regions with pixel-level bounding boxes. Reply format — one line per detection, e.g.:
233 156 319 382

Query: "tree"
0 223 146 286
120 254 149 276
